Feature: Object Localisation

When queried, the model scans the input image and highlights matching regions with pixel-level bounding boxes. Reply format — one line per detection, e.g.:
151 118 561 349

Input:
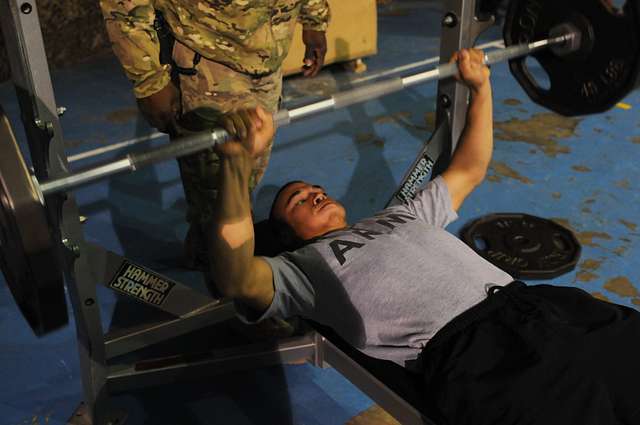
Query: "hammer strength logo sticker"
397 155 434 202
108 261 175 306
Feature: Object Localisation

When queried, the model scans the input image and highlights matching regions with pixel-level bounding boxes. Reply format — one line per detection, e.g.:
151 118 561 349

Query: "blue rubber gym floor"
2 1 639 424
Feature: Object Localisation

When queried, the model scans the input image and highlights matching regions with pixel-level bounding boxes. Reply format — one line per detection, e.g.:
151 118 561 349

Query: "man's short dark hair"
268 180 305 251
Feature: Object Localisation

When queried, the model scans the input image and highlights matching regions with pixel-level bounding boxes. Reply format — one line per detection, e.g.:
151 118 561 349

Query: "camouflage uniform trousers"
172 41 282 226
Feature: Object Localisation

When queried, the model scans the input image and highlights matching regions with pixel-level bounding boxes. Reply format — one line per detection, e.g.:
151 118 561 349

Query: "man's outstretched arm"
202 108 275 313
441 48 493 211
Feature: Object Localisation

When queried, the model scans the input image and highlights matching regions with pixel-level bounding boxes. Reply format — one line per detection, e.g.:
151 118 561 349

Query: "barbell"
2 0 640 335
38 34 571 197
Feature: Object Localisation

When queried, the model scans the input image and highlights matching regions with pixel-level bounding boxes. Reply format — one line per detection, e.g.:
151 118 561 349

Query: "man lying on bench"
202 49 640 425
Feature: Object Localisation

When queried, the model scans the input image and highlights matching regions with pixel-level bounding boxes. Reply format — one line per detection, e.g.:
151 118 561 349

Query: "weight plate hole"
524 56 551 91
473 236 488 251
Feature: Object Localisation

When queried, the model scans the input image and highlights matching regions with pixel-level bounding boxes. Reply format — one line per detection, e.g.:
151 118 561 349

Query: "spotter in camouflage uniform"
100 0 330 276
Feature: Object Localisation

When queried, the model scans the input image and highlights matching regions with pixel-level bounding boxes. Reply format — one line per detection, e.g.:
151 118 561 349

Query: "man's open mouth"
317 199 333 211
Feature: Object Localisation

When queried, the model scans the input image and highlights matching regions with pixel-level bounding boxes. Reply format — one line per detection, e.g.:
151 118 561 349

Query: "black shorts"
418 281 640 425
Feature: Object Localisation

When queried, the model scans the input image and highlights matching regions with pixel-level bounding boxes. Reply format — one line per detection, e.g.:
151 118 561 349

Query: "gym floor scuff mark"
550 218 573 230
105 107 139 124
374 111 412 125
619 219 637 232
592 292 611 302
373 110 433 133
494 112 581 157
355 132 385 148
549 218 638 303
501 98 528 113
424 111 435 130
15 411 52 425
604 276 638 298
502 98 522 106
575 259 602 283
613 245 629 257
572 165 592 173
615 179 631 189
576 231 613 248
563 211 636 257
486 161 531 184
549 218 614 249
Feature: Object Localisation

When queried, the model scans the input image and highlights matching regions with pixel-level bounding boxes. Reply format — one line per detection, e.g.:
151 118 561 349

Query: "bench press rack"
0 0 503 423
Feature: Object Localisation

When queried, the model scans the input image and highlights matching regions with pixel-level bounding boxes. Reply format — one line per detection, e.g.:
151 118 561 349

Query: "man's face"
273 182 347 241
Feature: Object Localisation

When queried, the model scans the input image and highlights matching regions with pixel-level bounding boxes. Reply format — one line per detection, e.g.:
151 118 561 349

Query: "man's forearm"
205 152 255 298
204 152 274 311
449 84 493 181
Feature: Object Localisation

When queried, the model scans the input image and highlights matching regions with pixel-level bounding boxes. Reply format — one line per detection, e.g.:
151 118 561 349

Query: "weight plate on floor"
460 213 581 279
503 0 640 116
0 106 67 335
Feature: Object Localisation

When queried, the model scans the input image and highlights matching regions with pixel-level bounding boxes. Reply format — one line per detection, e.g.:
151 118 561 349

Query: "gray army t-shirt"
245 176 513 368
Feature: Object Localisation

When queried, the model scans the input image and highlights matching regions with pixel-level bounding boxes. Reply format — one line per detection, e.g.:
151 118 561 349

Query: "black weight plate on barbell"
460 213 581 279
0 107 67 335
503 0 640 116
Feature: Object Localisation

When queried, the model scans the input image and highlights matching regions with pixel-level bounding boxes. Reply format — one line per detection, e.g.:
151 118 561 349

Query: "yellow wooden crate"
282 0 378 76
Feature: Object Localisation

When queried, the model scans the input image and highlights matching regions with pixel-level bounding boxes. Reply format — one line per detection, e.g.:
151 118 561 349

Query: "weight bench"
307 320 433 424
102 223 437 425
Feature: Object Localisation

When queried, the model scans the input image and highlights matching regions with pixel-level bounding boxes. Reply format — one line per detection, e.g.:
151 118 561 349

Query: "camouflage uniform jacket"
100 0 331 98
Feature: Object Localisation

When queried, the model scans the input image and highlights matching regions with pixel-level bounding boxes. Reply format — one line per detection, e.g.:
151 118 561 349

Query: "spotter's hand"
137 81 181 136
215 106 274 158
450 48 491 94
302 29 327 77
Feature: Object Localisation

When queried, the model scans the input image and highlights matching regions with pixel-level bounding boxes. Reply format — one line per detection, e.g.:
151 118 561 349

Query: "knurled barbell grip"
39 129 231 196
128 129 230 170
